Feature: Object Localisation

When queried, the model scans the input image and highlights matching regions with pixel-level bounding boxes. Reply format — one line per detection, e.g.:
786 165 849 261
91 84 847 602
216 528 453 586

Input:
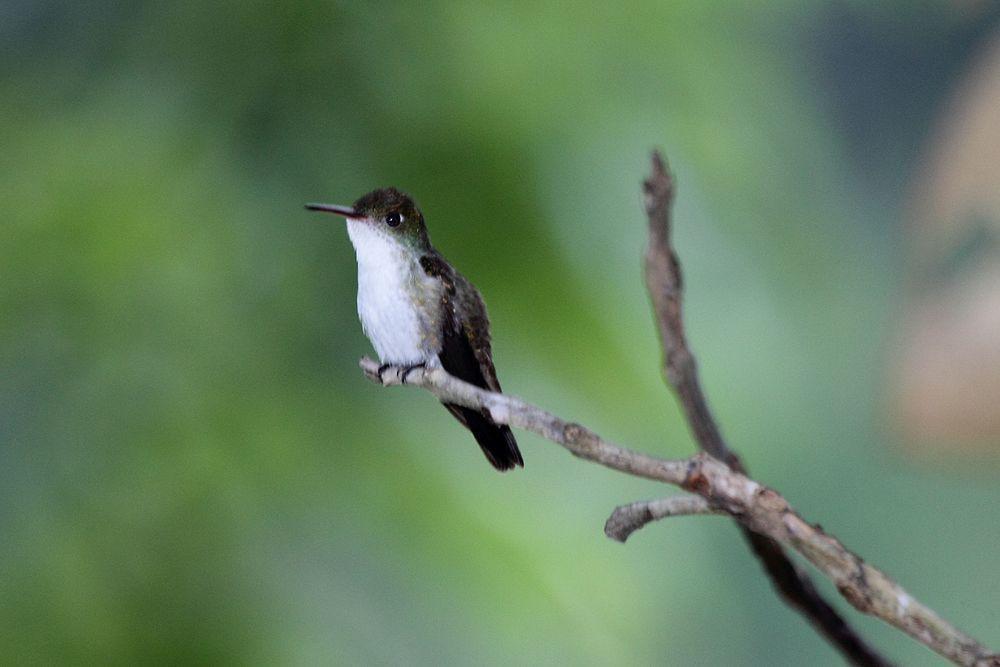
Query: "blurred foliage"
2 1 999 664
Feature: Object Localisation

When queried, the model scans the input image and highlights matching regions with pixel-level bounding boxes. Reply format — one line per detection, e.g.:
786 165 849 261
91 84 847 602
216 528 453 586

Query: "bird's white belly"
357 268 431 364
349 221 438 364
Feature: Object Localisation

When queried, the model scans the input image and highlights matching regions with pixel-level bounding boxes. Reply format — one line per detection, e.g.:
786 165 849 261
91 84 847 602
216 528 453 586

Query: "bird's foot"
371 361 426 384
376 363 392 384
400 362 426 384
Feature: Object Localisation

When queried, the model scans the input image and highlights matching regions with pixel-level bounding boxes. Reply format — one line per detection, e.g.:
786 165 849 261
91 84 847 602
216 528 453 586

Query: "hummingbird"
307 187 524 471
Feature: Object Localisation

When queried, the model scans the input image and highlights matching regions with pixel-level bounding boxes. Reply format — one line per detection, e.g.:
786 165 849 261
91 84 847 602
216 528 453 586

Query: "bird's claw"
373 362 425 384
400 362 426 384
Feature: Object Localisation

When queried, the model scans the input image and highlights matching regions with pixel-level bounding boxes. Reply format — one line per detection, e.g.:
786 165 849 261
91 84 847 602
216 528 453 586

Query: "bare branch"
605 495 723 542
643 152 732 464
361 358 998 667
362 359 689 482
642 151 890 666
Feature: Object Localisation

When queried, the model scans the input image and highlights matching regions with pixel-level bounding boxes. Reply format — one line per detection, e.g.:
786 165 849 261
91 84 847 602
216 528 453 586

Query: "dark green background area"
3 2 998 664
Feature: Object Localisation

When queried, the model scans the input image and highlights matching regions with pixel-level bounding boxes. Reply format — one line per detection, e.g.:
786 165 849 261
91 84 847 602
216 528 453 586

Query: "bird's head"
307 187 429 251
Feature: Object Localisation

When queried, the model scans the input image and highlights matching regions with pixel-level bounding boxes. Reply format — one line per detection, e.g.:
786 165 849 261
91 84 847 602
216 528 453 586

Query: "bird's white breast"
347 220 438 364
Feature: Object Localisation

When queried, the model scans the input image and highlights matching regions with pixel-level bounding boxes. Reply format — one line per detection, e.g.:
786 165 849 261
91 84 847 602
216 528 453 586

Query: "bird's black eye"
385 212 402 227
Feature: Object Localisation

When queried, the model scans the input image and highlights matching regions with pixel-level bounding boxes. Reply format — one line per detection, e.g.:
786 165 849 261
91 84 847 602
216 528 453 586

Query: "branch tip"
605 495 721 542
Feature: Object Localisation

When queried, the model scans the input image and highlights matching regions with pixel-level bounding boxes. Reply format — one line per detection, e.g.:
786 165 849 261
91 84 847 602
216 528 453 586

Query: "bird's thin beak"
304 203 362 218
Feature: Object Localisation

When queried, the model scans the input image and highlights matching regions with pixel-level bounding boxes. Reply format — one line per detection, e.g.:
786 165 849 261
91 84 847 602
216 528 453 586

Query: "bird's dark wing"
420 253 522 470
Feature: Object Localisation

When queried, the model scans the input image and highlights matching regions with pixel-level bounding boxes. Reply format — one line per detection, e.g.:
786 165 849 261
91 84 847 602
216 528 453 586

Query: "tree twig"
604 495 723 542
642 150 892 666
360 358 998 667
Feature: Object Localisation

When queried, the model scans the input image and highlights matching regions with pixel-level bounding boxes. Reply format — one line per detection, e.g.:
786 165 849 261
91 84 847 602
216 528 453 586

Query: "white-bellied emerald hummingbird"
307 187 523 471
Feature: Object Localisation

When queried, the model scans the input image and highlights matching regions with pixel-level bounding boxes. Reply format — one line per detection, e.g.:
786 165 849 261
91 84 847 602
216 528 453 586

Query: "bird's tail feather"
442 403 523 471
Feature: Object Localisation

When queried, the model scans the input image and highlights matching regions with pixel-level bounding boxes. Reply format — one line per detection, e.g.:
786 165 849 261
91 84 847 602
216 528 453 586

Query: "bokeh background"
3 2 1000 664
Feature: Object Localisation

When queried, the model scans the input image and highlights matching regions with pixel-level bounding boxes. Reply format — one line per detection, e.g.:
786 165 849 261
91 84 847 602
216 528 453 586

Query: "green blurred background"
4 2 1000 664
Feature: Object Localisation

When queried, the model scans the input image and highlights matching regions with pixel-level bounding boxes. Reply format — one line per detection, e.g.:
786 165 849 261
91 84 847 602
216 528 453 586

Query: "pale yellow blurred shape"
893 29 1000 454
